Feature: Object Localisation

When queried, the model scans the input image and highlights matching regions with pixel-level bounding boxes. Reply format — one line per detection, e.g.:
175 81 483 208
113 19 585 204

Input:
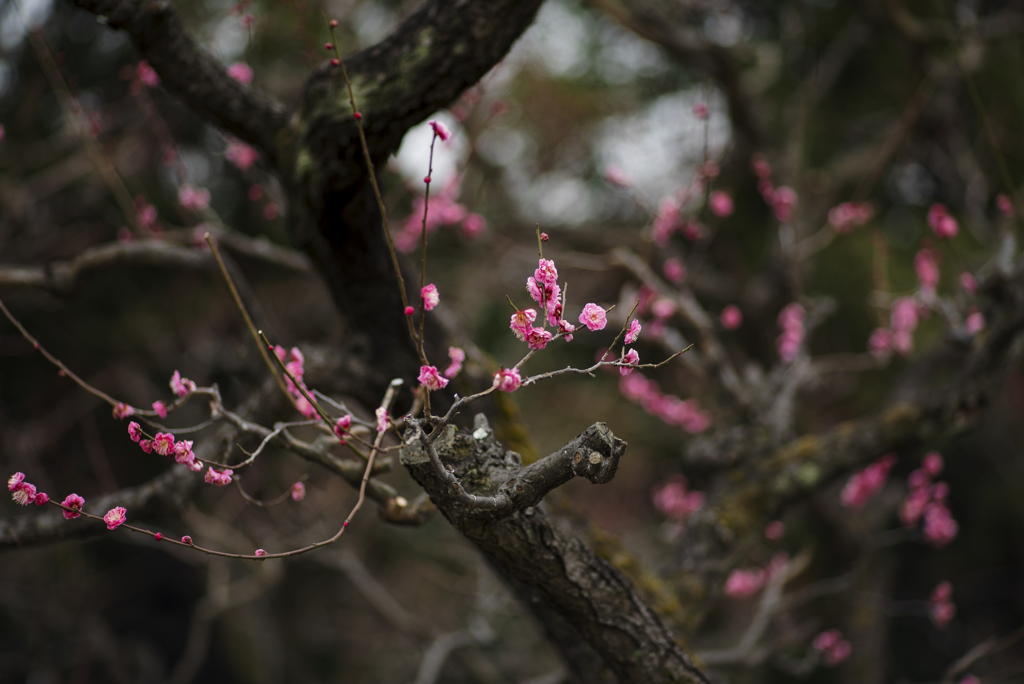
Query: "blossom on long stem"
103 506 127 530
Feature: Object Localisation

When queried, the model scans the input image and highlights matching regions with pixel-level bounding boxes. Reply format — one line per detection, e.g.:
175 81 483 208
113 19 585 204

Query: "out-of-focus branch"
589 0 763 146
671 264 1024 629
612 247 750 405
65 0 290 167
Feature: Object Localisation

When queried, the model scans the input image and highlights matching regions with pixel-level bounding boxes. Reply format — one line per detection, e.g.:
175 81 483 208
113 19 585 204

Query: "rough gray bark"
402 416 710 684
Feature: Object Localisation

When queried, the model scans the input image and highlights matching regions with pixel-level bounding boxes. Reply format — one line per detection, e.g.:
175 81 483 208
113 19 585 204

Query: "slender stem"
325 18 425 359
20 18 143 236
46 379 404 561
204 234 292 402
0 296 120 407
257 330 334 428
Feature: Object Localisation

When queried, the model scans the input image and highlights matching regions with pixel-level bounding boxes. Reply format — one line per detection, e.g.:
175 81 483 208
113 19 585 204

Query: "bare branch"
66 0 290 166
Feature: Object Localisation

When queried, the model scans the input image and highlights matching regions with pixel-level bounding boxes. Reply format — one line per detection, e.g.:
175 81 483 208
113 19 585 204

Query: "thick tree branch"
671 265 1024 629
401 415 709 684
65 0 290 166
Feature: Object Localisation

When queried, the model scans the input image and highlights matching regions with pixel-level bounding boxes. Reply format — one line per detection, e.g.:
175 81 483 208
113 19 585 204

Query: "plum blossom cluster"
225 140 259 170
722 553 789 598
205 467 233 486
869 297 921 359
828 201 873 234
129 421 203 473
272 346 318 418
651 475 704 521
443 347 465 379
649 161 726 245
751 153 798 223
776 302 805 363
840 453 896 509
929 581 955 628
619 373 711 433
915 246 940 293
9 473 128 531
812 629 852 666
928 203 959 239
178 184 211 212
9 472 46 506
395 175 486 251
508 257 587 355
900 451 958 548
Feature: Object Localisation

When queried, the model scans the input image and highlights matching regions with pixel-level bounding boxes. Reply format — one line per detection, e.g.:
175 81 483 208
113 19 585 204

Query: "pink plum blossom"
929 581 955 628
421 284 440 311
724 568 766 598
526 327 553 350
174 440 195 465
429 120 451 141
128 422 142 442
152 432 175 456
492 367 522 392
965 310 985 335
603 164 633 188
291 482 306 502
620 348 639 376
112 403 135 420
9 473 36 505
227 62 253 84
828 201 874 234
813 629 852 666
137 61 159 87
651 299 675 319
997 193 1014 218
960 272 978 295
928 203 959 239
170 370 196 397
417 365 449 391
103 506 127 530
334 415 352 440
444 347 465 379
34 492 49 505
770 186 798 222
152 401 168 419
535 258 558 287
461 213 486 237
181 535 193 544
840 454 896 508
923 452 944 477
868 328 893 360
139 440 153 454
178 184 211 212
653 197 681 246
923 502 958 547
255 548 268 557
915 248 940 292
663 258 685 284
709 191 733 217
62 493 85 519
558 319 576 341
375 407 388 433
225 141 259 170
625 319 641 344
204 467 232 486
720 305 742 330
765 521 785 540
579 303 608 331
510 308 537 340
652 476 705 520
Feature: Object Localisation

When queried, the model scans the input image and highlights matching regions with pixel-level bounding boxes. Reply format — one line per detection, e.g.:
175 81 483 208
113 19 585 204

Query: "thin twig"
205 233 292 402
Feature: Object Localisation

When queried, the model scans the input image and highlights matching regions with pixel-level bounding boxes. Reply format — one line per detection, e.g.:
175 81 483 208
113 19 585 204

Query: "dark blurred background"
2 0 1024 682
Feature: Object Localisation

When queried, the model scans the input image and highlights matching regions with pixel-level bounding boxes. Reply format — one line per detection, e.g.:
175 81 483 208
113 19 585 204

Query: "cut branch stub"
401 416 708 684
402 416 625 520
